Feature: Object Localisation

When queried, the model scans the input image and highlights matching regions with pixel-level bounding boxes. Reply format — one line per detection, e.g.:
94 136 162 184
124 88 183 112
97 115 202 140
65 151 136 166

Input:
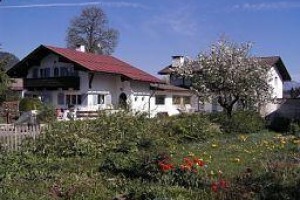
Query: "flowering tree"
176 38 272 117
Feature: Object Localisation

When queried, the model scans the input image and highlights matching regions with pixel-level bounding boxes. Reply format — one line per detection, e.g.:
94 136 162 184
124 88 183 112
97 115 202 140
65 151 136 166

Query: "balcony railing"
24 76 80 90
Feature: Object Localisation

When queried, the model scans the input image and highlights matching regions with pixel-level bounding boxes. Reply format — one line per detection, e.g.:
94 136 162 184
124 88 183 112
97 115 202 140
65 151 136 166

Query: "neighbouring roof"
150 83 190 92
7 45 161 83
158 56 292 81
258 56 291 81
158 64 173 75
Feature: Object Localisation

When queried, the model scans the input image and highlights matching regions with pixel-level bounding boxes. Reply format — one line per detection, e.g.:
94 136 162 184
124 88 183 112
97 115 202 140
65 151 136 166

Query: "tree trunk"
218 96 239 118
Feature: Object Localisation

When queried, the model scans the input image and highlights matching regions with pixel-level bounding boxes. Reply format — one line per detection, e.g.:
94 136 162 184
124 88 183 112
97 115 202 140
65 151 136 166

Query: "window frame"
172 96 181 105
155 95 165 105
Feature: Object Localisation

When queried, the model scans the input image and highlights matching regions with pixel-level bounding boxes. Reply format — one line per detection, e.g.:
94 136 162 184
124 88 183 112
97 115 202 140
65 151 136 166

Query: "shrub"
267 113 300 135
19 97 42 112
36 104 56 123
209 111 265 134
164 113 222 142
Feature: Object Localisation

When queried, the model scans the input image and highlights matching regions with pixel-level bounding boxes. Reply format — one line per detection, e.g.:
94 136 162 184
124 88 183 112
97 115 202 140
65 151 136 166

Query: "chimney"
76 44 86 53
171 55 185 68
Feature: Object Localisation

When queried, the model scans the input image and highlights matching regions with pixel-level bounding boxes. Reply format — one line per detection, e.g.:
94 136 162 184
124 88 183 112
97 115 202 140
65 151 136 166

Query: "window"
172 96 181 105
77 95 82 105
66 94 81 105
183 96 191 104
97 94 105 104
57 93 64 105
39 68 50 78
155 95 165 105
45 68 50 77
60 67 68 76
275 77 278 86
212 97 218 112
32 68 38 78
40 69 44 77
54 67 59 77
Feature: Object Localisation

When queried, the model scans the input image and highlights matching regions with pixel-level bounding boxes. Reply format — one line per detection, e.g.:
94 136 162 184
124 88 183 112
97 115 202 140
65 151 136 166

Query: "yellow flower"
189 152 195 157
211 144 218 148
238 135 248 142
280 140 286 144
244 149 251 154
293 139 300 144
263 140 269 145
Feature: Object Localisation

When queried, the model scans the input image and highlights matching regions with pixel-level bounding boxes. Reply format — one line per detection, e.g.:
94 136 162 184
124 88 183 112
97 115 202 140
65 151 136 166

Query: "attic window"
275 77 278 86
54 67 59 77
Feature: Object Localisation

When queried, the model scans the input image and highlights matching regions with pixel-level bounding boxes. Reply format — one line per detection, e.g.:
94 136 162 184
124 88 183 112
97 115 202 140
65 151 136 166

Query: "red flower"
180 164 191 171
183 157 193 167
193 158 205 167
211 182 218 193
218 179 229 189
158 161 173 172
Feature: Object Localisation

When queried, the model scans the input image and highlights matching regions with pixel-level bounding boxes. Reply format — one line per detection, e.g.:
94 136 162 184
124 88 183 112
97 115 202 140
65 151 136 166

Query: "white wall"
148 91 194 117
263 66 284 116
24 54 198 116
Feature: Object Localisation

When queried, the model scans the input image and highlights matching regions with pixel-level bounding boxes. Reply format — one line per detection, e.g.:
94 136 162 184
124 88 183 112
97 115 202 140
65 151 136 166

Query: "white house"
158 55 292 116
7 45 194 118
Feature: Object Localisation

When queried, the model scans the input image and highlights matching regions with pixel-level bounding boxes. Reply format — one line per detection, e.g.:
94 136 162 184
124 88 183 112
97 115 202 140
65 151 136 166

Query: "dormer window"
32 68 38 78
54 67 59 77
40 68 50 78
60 67 68 76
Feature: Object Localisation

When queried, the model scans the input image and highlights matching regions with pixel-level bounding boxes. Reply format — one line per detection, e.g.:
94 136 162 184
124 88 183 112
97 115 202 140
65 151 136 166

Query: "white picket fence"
0 124 43 151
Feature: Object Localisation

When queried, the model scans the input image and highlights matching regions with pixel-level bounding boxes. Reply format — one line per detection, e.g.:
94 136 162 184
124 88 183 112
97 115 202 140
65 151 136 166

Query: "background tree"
66 6 119 55
0 51 19 71
176 38 272 117
0 54 14 103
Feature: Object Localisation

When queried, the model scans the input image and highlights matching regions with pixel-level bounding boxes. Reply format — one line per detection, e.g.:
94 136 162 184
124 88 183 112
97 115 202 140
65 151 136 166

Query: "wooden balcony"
24 76 80 90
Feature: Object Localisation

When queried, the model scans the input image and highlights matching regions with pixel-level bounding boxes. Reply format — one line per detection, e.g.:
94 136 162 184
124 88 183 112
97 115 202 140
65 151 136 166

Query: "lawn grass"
0 115 299 199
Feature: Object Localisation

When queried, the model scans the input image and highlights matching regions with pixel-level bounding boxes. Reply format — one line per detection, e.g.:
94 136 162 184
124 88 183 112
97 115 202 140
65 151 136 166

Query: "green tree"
66 6 119 55
0 55 12 103
176 37 271 117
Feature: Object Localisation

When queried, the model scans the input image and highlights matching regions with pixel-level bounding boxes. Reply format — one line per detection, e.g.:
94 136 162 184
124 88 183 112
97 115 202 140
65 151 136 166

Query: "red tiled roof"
45 46 161 83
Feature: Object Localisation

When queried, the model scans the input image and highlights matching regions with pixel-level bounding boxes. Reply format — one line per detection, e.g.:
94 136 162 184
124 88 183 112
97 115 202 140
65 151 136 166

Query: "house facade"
8 45 194 118
158 55 292 116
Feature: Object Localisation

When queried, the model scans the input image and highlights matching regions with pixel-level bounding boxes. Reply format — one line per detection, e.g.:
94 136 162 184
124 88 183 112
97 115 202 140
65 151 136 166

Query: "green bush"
209 111 265 134
36 104 56 123
268 115 300 135
19 97 42 112
166 113 222 141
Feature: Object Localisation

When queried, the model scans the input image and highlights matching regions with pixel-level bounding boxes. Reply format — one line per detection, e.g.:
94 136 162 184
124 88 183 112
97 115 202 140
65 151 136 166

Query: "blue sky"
0 0 300 81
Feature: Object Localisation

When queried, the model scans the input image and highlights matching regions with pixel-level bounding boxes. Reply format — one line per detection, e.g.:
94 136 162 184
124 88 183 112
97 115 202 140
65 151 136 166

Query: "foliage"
19 97 42 112
268 115 300 136
209 111 265 134
66 6 119 55
165 113 222 141
36 104 56 124
0 55 12 102
290 87 300 98
0 51 19 71
0 114 299 199
175 37 272 117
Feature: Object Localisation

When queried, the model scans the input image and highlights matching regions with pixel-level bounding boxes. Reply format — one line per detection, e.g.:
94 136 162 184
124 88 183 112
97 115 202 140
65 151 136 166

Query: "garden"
0 111 299 199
